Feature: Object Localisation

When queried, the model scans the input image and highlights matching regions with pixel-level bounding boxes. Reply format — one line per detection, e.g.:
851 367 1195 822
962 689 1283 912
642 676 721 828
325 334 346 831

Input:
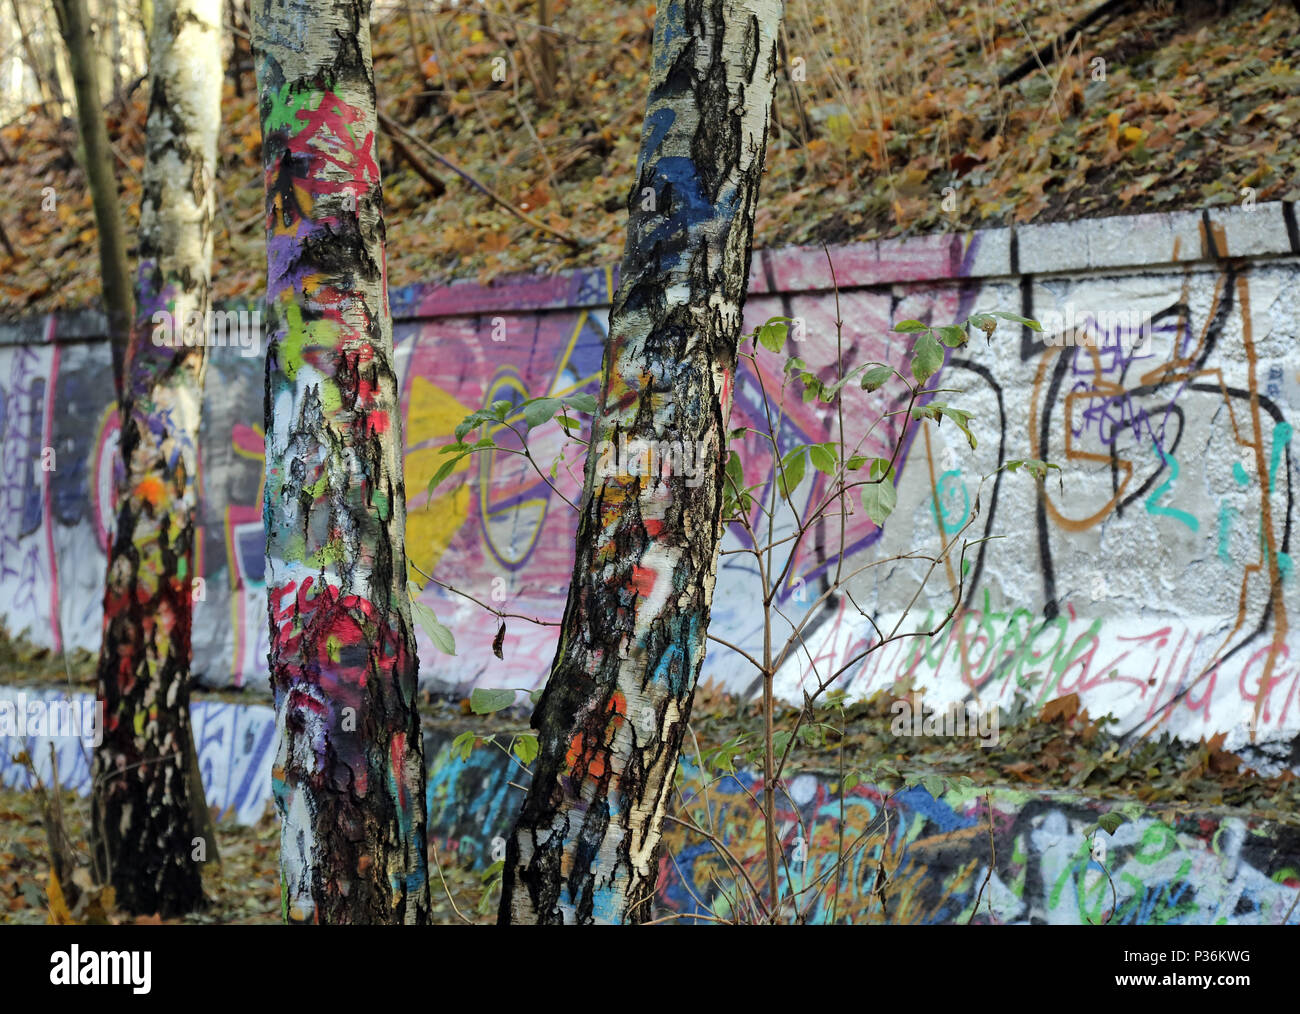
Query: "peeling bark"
90 0 222 917
500 0 782 925
252 0 430 924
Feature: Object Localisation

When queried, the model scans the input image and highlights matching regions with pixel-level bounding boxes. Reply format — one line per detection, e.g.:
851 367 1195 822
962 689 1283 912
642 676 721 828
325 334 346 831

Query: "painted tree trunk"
500 0 782 925
51 0 134 389
252 0 430 925
90 0 221 917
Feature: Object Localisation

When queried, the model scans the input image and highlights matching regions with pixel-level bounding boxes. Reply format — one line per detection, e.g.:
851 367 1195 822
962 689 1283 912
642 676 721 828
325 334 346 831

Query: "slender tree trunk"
41 0 73 110
252 0 431 925
499 0 782 925
51 0 134 391
10 0 56 110
87 0 115 107
90 0 222 917
536 0 556 102
226 0 243 97
108 0 124 107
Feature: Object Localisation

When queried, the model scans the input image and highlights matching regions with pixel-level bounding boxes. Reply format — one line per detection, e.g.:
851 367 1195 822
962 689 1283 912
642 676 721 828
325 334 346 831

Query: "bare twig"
377 110 584 249
968 792 996 923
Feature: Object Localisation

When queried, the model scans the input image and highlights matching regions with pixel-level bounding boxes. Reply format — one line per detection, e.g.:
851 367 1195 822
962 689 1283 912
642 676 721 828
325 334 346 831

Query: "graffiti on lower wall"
654 772 1300 925
0 206 1296 747
0 687 276 826
5 687 1296 924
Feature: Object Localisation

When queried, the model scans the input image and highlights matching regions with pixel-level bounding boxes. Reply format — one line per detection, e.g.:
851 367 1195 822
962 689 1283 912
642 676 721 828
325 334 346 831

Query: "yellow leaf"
46 869 75 925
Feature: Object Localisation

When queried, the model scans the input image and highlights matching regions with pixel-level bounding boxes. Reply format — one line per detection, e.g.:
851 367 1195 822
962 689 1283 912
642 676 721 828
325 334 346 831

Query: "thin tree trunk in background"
90 0 222 917
108 0 123 107
499 0 782 925
225 0 242 97
51 0 133 391
87 0 114 106
41 0 73 110
536 0 556 102
252 0 431 925
10 0 56 109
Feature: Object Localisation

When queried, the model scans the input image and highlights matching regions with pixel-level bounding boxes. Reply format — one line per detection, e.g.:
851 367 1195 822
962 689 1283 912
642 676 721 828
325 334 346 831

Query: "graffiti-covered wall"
3 687 1296 925
1 203 1296 751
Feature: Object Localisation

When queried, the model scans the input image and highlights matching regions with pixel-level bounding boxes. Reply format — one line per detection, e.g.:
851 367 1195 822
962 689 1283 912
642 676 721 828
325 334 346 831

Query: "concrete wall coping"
2 201 1295 345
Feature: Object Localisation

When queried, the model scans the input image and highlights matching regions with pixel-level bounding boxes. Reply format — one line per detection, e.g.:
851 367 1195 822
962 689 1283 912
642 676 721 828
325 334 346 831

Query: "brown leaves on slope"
3 0 1300 317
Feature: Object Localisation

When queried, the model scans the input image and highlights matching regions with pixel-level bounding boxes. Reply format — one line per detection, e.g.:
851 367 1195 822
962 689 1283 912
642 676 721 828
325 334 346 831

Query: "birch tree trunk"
51 0 134 389
90 0 221 917
252 0 431 925
499 0 782 925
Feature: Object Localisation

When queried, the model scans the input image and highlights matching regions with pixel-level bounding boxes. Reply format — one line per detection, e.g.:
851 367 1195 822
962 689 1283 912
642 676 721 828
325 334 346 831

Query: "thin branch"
377 109 584 248
408 561 561 627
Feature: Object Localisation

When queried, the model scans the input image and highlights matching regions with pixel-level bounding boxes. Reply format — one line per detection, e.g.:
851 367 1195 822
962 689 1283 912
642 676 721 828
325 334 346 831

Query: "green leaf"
808 442 837 475
1006 458 1061 482
758 320 789 353
555 414 581 432
562 392 599 414
869 457 894 481
513 734 539 765
920 774 946 799
798 372 823 403
861 477 897 525
477 860 504 914
860 365 893 392
911 333 945 384
470 687 517 714
1097 810 1128 835
411 599 456 655
991 310 1043 332
724 450 744 494
967 313 997 341
892 319 928 333
427 455 463 496
778 446 807 499
936 324 968 348
845 454 867 471
453 409 495 442
451 730 476 761
521 397 561 429
915 401 978 450
872 760 901 781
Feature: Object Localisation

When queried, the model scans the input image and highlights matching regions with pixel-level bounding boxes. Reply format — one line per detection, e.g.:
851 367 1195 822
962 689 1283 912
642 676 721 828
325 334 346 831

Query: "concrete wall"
4 686 1296 924
1 202 1297 753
